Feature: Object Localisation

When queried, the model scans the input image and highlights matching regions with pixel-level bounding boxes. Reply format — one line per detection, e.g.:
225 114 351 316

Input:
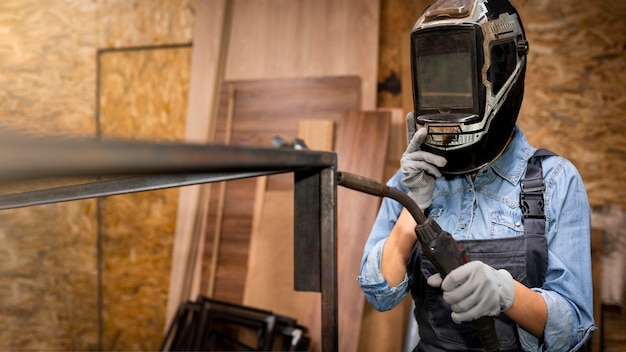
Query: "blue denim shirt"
357 126 596 351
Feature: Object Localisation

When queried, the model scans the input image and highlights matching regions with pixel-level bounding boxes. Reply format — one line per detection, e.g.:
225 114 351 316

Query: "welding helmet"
407 0 529 174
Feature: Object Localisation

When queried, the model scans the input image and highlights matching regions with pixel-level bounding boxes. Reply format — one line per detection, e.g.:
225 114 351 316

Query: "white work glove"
401 124 447 209
427 261 515 324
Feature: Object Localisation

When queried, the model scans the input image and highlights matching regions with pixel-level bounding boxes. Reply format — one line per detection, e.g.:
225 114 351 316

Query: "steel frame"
0 135 340 352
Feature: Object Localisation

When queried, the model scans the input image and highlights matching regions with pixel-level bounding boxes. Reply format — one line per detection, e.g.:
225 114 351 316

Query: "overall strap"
520 149 556 236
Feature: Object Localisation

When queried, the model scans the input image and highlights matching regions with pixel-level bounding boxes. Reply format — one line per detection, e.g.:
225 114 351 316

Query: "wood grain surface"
168 0 381 334
225 0 381 110
359 108 413 352
199 77 362 309
167 0 231 325
334 110 391 352
242 119 334 351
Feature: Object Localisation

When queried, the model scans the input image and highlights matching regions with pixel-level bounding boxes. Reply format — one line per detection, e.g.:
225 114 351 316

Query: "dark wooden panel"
334 110 391 352
200 76 362 304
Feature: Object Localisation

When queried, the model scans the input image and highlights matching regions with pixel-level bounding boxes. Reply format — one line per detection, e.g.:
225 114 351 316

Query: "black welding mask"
408 0 529 174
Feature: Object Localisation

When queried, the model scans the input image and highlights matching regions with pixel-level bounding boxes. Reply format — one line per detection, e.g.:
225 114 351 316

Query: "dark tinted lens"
415 31 475 109
489 41 517 94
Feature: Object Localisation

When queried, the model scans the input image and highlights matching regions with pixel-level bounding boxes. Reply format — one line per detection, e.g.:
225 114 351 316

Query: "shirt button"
515 221 521 227
460 224 467 229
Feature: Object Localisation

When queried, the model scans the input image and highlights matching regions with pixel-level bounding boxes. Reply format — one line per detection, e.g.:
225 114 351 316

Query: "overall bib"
407 234 548 352
407 149 554 351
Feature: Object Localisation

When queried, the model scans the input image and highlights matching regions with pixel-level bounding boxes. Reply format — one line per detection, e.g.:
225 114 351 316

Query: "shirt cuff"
518 289 573 351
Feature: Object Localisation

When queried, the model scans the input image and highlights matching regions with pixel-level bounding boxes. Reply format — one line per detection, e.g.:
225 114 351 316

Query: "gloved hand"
401 123 447 209
427 261 515 324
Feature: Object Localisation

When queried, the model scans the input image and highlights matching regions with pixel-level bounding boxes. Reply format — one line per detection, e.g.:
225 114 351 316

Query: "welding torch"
337 171 501 352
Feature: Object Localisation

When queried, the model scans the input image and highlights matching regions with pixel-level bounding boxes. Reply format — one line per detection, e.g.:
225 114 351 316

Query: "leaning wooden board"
225 0 381 109
170 0 381 327
241 111 390 352
242 120 334 352
358 108 413 352
333 110 391 352
199 76 362 304
167 0 231 325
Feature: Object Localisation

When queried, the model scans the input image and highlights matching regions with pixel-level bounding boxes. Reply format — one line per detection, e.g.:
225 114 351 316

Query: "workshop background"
0 0 624 351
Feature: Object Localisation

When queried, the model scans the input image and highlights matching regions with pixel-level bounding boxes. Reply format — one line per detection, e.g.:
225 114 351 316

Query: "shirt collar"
490 125 535 186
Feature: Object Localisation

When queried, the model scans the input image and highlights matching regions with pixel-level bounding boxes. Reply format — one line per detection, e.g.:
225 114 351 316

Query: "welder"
357 0 596 350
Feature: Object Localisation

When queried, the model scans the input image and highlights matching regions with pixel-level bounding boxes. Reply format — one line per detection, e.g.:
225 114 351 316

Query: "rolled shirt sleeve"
357 239 410 311
357 170 410 311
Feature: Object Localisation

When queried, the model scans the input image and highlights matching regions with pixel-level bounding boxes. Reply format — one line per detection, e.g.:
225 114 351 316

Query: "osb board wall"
0 0 97 134
377 0 626 209
513 0 626 209
0 1 99 351
0 0 195 350
97 46 191 350
377 0 430 109
0 203 99 350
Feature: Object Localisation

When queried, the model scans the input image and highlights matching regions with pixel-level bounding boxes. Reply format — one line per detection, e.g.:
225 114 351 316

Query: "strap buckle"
520 176 545 219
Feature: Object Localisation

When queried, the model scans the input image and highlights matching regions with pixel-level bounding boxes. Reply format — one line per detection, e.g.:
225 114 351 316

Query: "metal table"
0 133 339 352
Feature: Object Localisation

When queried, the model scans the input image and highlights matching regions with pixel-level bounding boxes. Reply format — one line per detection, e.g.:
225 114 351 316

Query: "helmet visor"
411 26 483 124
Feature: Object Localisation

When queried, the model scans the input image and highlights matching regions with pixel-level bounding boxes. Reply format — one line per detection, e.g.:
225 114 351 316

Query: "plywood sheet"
299 119 336 152
0 0 98 134
242 120 334 351
334 110 391 352
171 0 381 329
359 107 412 352
96 0 195 48
240 110 390 352
199 76 362 306
0 201 99 350
167 0 231 325
226 0 381 110
244 189 320 328
0 1 99 350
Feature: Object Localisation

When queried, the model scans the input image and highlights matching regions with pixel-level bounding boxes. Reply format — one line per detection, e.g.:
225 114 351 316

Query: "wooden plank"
225 0 381 110
166 0 232 326
198 77 361 305
359 107 412 352
334 110 391 352
299 119 336 152
382 108 407 181
245 189 321 341
204 85 237 298
243 119 334 351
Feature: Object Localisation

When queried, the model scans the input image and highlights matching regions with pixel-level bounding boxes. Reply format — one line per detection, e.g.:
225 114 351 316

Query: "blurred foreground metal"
0 132 339 352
